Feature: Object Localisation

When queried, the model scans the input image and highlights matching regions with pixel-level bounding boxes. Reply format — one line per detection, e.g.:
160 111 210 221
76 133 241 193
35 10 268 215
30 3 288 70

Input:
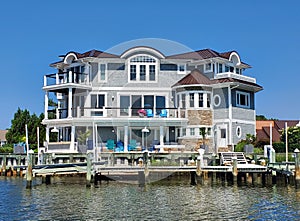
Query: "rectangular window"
207 94 211 108
218 63 223 73
236 91 250 108
189 93 194 107
235 68 240 74
207 128 212 136
221 129 226 139
149 65 155 81
190 128 195 136
178 64 186 73
198 93 203 107
91 94 105 108
182 128 186 136
100 64 106 81
225 65 230 72
131 95 141 116
130 65 136 81
204 63 212 72
120 96 130 116
181 94 186 108
140 65 146 81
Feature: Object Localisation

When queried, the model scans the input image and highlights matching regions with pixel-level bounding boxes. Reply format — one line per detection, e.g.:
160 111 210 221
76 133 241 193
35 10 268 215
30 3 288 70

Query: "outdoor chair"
106 139 115 151
160 109 168 118
128 139 137 151
146 109 154 117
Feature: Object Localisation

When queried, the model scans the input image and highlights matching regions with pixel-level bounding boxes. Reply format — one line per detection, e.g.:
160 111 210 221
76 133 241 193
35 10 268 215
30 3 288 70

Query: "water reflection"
0 177 300 221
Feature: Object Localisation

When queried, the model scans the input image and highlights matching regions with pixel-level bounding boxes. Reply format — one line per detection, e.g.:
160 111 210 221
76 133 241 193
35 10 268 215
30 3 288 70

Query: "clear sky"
1 0 300 129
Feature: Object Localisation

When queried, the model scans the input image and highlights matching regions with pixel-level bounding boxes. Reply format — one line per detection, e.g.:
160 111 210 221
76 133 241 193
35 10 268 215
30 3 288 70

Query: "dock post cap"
294 148 300 153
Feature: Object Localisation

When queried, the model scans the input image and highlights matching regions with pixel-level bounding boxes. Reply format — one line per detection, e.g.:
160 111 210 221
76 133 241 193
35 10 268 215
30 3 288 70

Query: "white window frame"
98 63 107 82
236 91 250 109
236 126 242 138
128 54 158 83
177 64 186 74
204 62 213 73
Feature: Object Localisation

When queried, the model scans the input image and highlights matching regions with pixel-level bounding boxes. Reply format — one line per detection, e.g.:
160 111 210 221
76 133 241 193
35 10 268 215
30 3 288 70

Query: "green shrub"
0 144 13 153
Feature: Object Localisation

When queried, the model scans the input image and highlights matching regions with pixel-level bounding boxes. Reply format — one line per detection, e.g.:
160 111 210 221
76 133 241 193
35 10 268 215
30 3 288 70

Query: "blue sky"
0 0 300 129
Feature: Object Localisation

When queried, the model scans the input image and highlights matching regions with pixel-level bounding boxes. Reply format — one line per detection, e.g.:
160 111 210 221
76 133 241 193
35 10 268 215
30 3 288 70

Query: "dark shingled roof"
173 69 263 90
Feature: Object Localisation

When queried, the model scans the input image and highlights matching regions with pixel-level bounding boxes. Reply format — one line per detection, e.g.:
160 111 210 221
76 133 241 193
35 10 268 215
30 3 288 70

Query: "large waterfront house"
42 46 263 154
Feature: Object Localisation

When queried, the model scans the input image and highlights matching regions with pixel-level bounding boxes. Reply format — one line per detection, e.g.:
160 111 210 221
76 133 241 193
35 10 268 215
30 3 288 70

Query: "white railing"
44 71 90 87
215 72 256 83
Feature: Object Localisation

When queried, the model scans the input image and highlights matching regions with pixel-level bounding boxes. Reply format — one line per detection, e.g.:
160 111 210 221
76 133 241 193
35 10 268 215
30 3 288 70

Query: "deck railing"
44 71 90 87
47 107 186 119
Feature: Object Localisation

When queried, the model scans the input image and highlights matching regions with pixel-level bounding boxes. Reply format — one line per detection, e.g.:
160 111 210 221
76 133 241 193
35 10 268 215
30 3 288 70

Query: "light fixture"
51 127 59 133
142 127 149 133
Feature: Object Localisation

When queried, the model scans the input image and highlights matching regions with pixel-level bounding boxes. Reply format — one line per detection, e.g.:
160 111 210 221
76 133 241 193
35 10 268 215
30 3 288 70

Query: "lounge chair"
160 109 168 118
128 139 137 151
106 139 115 151
146 109 154 117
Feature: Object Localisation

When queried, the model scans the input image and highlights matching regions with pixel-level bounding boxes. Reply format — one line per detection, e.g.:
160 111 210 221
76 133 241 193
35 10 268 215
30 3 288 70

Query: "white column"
228 86 233 147
46 127 49 143
68 70 73 83
70 126 75 152
56 73 59 84
44 92 49 120
166 128 170 143
68 88 73 118
124 126 128 152
44 76 47 87
160 126 164 146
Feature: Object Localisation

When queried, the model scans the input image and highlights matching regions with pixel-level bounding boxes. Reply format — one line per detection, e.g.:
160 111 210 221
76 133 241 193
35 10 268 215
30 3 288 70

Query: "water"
0 177 300 221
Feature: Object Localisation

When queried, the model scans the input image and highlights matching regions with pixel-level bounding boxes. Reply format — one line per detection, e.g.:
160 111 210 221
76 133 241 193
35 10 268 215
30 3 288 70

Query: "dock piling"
294 148 300 188
26 153 33 189
86 152 92 187
232 156 238 184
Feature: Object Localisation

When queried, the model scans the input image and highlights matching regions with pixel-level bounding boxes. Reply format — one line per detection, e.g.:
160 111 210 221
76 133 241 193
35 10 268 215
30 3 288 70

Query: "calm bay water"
0 177 300 221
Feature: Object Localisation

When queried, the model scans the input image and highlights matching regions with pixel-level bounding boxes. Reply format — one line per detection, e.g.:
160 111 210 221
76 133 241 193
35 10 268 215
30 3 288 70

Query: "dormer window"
129 55 157 82
178 64 186 74
204 63 213 73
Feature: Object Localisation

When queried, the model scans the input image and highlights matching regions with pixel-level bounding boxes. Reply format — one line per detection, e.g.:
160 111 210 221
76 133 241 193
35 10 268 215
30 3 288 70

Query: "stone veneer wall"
187 110 212 126
178 138 213 152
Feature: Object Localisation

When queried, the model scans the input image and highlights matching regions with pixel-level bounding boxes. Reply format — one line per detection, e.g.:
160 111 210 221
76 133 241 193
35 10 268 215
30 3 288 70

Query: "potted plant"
77 130 91 153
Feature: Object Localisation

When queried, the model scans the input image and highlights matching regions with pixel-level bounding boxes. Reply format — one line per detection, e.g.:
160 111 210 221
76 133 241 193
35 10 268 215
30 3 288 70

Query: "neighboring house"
256 120 300 143
0 130 8 147
42 46 262 153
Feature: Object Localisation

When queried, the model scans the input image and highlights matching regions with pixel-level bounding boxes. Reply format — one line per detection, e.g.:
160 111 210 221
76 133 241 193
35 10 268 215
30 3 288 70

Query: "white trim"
229 52 241 66
121 46 165 59
204 62 213 73
98 63 107 82
214 119 256 125
236 91 250 109
64 53 78 64
236 126 242 138
213 94 221 107
177 64 187 74
127 54 159 83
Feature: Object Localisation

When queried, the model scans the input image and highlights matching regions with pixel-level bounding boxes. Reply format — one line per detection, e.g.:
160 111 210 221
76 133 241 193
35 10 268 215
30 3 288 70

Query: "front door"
218 125 227 148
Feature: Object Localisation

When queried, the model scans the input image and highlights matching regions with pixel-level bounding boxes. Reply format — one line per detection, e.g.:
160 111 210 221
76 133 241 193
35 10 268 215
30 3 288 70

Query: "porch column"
70 126 75 152
68 88 73 118
44 92 49 120
46 127 49 143
160 126 164 146
124 126 128 152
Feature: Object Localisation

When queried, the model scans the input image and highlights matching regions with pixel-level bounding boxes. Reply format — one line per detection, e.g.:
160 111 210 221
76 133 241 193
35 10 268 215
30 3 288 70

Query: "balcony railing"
47 107 188 120
215 72 256 83
44 71 90 87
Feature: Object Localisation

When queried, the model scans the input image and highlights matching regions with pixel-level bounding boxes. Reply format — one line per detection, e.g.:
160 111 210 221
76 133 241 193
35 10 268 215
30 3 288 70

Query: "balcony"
215 72 256 83
47 107 188 120
43 71 91 91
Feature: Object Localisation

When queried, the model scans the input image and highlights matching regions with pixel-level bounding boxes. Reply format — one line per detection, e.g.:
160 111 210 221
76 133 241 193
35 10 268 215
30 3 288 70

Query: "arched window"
129 55 157 82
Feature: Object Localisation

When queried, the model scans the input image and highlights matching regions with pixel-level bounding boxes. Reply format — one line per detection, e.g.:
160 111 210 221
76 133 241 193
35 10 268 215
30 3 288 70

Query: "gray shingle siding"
232 107 255 121
213 88 228 109
232 123 255 145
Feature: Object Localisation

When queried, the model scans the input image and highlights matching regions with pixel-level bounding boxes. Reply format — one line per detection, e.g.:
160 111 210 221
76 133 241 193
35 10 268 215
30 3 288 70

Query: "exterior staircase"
220 152 247 165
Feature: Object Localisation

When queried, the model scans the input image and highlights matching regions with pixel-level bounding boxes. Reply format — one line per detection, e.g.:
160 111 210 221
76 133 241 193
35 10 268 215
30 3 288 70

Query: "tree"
5 108 46 150
280 126 300 151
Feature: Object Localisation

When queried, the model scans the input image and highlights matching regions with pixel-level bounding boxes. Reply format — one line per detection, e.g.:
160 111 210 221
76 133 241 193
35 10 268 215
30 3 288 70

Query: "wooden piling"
232 157 238 184
86 152 92 187
1 155 6 176
26 154 33 189
190 171 197 185
294 149 300 188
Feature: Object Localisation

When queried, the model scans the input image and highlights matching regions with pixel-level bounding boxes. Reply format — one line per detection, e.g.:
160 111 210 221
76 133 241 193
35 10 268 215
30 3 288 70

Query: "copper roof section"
173 69 263 91
173 69 213 87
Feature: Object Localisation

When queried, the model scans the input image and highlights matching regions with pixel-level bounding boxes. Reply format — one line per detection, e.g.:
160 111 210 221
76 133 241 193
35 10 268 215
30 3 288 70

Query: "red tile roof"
256 120 300 143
